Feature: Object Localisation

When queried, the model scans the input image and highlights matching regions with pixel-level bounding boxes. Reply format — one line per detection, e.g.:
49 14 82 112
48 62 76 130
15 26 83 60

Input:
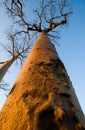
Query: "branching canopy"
3 0 72 45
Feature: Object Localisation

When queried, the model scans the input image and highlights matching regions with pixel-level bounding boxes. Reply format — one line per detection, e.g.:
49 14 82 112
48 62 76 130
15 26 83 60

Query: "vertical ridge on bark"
0 32 85 130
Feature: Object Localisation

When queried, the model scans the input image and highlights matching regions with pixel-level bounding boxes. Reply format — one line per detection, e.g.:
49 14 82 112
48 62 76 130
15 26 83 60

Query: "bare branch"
0 62 5 64
0 80 10 92
10 0 23 16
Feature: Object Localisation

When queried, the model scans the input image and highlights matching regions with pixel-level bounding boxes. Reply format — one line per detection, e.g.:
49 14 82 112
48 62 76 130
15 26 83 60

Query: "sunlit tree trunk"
0 32 85 130
0 56 18 81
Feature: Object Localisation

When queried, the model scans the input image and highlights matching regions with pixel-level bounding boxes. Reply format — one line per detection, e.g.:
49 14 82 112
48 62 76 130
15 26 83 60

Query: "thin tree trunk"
0 56 17 81
0 32 85 130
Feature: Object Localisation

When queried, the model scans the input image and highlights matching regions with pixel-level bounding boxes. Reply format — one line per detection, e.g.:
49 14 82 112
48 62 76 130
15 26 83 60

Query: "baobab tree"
0 0 85 130
0 31 85 130
0 29 30 82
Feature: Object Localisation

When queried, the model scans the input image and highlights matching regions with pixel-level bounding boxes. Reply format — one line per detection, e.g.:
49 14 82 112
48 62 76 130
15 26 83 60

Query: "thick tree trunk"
0 56 17 81
0 32 85 130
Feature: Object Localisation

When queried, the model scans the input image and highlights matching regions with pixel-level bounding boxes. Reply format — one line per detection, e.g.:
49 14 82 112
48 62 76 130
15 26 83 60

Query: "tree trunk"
0 32 85 130
0 56 17 81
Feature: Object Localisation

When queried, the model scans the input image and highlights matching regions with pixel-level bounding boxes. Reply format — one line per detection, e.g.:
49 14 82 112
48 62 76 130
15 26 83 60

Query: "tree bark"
0 56 17 81
0 32 85 130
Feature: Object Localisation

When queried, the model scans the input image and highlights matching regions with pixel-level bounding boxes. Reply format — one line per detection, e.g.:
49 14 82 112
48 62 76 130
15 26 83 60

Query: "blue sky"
0 0 85 114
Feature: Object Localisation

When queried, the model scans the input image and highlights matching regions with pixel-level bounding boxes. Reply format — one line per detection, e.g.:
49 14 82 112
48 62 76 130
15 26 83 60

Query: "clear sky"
0 0 85 114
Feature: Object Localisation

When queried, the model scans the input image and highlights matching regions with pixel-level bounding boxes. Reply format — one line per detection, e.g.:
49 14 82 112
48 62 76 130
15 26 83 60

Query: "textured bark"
0 32 85 130
0 56 17 81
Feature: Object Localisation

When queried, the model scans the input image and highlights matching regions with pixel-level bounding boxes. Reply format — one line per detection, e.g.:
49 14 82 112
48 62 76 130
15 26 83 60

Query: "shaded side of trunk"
0 32 85 130
0 56 17 81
